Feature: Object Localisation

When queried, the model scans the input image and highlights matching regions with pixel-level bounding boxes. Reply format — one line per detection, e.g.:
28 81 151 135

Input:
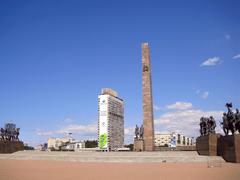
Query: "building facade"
154 133 194 147
61 141 85 151
98 88 124 151
154 134 172 147
48 137 71 150
47 137 85 151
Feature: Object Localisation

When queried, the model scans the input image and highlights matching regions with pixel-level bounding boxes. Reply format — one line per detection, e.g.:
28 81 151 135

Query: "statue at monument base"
133 139 144 152
196 103 240 163
196 133 221 156
217 103 240 163
197 115 219 156
0 123 24 153
133 125 144 151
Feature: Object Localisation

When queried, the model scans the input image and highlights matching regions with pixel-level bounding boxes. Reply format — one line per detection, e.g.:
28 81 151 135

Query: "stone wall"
155 146 196 151
218 134 240 163
196 134 240 163
0 141 24 153
134 139 144 152
196 134 220 156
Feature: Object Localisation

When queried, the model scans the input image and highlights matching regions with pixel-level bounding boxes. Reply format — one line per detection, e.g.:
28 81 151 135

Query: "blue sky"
0 0 239 146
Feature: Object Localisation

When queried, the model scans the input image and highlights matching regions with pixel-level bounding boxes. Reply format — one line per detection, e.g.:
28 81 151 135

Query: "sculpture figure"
221 103 237 135
198 103 239 136
199 116 216 136
15 128 20 141
226 103 235 121
135 125 139 139
200 117 207 135
235 108 240 133
0 123 20 141
222 113 230 135
207 116 216 134
139 125 144 139
0 128 5 140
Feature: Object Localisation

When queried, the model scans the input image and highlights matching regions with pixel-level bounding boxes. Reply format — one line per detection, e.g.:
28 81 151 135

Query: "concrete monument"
142 43 155 151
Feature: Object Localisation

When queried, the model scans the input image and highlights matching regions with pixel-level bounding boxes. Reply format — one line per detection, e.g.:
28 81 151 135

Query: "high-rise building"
98 88 124 151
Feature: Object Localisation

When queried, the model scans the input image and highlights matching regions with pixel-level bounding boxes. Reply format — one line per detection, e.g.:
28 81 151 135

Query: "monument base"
196 134 220 156
218 134 240 163
134 139 144 152
0 141 24 153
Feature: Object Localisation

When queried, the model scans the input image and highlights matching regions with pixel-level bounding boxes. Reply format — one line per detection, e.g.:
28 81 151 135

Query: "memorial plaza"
0 151 240 180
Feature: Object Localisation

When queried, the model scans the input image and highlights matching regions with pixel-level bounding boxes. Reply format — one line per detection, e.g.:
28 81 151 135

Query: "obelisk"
142 43 155 151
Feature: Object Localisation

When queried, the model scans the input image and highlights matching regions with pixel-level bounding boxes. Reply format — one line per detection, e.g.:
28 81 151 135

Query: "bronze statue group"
135 124 144 140
200 103 240 136
199 116 216 135
0 123 20 141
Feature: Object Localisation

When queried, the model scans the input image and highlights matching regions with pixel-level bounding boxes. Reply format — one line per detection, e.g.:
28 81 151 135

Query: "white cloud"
153 105 162 111
24 141 42 148
225 34 231 40
124 126 135 144
166 101 193 110
36 129 54 136
63 117 74 123
36 123 136 144
196 90 209 99
36 124 97 137
124 127 135 136
36 103 223 144
195 90 200 94
57 124 97 134
232 54 240 60
155 130 170 134
154 109 224 137
202 91 209 99
201 57 220 66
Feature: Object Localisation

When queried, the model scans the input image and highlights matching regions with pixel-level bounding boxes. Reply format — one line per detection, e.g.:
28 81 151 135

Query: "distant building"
60 141 85 151
154 134 172 147
36 143 47 151
48 137 70 151
47 137 85 151
98 88 124 151
154 133 194 147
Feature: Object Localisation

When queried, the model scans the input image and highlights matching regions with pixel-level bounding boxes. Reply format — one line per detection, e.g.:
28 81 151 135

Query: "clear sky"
0 0 239 146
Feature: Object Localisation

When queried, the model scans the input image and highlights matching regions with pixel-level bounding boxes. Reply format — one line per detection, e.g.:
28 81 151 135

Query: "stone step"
0 151 225 163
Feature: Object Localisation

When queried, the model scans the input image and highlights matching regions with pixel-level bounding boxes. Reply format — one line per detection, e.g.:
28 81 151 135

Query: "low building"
154 134 172 147
48 137 71 151
35 143 47 151
154 132 194 147
47 137 85 151
60 141 85 151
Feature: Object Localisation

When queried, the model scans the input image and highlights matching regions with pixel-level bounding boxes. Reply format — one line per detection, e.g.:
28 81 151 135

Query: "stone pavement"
0 150 225 163
1 160 240 180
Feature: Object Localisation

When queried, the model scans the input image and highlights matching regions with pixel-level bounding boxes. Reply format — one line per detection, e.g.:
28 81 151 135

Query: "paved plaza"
0 159 240 180
1 151 240 180
0 150 225 163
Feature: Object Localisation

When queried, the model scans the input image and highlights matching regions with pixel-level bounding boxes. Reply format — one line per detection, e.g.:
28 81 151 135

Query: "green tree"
85 140 98 148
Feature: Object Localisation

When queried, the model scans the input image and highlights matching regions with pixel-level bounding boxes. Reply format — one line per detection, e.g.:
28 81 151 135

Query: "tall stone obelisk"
142 43 155 151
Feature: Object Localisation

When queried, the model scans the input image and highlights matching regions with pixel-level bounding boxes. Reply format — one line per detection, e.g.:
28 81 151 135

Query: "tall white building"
98 88 124 151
